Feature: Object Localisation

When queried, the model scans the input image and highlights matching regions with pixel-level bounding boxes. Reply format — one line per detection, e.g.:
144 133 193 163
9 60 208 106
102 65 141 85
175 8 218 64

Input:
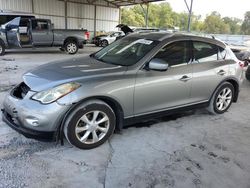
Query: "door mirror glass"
148 58 169 71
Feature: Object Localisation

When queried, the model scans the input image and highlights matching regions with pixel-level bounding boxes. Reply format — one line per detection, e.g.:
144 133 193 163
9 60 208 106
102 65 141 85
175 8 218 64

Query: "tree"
121 7 145 27
203 12 230 34
241 11 250 35
121 4 244 34
223 17 241 34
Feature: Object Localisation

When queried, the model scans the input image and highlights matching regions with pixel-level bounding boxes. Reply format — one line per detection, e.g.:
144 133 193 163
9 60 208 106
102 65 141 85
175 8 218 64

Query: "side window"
218 47 227 60
32 20 49 31
154 41 190 67
193 41 218 63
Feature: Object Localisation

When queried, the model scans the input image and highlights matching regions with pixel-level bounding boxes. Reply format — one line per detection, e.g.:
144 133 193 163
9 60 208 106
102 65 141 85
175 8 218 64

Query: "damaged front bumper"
1 82 70 141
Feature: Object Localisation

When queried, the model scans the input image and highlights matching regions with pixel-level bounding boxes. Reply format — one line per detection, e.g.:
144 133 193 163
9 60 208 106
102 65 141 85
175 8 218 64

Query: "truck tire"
0 40 6 56
63 100 116 149
65 40 78 55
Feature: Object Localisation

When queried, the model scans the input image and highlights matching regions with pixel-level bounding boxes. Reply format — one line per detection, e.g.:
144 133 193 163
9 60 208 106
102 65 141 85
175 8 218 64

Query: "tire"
207 82 234 114
101 40 108 47
95 42 100 47
246 66 250 81
64 100 116 149
0 40 6 56
64 40 78 54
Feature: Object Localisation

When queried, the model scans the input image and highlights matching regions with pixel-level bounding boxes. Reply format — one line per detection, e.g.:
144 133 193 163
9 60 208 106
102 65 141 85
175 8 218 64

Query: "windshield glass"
94 36 159 66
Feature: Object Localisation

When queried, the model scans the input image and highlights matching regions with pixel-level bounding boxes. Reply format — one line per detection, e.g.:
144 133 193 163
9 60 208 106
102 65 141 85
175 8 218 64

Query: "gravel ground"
0 46 250 188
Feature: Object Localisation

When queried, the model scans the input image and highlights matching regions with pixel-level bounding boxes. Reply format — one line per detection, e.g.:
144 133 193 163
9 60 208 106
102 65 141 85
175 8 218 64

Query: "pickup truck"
0 17 88 55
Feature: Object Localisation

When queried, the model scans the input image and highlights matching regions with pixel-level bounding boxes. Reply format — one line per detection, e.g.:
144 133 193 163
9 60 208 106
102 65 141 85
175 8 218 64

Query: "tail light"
84 31 90 40
239 61 244 68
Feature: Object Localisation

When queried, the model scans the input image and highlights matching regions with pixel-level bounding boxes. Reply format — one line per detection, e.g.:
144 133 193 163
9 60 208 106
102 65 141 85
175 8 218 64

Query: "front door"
31 19 53 46
134 40 193 115
6 17 21 47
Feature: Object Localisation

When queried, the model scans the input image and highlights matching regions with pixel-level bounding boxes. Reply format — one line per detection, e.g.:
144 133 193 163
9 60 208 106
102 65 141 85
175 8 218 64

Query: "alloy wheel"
75 110 110 144
67 43 77 53
216 87 232 111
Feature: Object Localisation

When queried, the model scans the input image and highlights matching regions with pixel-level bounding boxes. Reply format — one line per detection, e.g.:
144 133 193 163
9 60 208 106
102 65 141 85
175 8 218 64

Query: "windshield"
93 36 159 66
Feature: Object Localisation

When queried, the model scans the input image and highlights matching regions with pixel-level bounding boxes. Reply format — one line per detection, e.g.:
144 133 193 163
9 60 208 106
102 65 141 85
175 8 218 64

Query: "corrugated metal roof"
105 0 164 7
64 0 164 7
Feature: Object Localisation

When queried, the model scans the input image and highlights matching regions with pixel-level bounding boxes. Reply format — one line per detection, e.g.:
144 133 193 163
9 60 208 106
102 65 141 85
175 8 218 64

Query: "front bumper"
2 109 54 141
2 85 70 140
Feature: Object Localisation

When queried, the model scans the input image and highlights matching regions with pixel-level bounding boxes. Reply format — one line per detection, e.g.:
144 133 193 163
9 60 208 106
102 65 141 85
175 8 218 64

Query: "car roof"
128 32 226 48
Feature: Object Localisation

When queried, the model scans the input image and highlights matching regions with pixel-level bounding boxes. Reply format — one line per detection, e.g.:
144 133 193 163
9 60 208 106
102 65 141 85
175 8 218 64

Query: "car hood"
23 56 127 91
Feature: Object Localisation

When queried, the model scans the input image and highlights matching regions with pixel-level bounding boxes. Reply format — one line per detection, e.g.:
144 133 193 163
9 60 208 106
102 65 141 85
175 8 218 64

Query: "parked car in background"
0 17 87 55
92 31 125 47
2 33 244 149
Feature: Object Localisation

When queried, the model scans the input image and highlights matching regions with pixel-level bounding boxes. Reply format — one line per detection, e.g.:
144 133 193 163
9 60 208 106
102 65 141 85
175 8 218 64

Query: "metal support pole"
94 5 97 37
119 7 121 24
140 3 149 28
187 0 193 32
31 0 34 14
145 3 149 28
65 0 68 29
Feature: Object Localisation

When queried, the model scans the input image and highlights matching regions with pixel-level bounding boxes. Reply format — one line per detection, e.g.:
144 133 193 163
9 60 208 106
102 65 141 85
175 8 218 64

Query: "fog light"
26 118 39 127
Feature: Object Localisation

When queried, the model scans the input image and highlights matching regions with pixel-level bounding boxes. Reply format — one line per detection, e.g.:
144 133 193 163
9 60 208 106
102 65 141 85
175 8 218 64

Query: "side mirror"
148 58 169 71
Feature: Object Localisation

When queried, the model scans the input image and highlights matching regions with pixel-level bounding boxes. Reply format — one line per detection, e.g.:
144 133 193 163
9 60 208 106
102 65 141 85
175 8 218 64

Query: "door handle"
179 75 191 82
217 70 226 76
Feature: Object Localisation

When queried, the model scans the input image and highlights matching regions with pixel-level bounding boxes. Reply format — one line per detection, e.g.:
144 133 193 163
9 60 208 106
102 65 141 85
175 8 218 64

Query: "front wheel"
207 82 234 114
0 41 6 56
101 40 108 47
65 40 78 54
64 100 116 149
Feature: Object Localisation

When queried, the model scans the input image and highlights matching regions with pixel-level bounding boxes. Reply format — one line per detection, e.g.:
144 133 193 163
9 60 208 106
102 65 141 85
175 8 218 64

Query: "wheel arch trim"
56 95 125 144
209 77 240 103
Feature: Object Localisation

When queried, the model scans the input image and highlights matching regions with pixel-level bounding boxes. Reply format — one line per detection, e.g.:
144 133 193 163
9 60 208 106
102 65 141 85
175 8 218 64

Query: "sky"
162 0 250 20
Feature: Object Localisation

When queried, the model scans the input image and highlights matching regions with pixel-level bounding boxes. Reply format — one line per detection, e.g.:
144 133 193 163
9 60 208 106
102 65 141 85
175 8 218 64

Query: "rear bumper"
2 109 55 141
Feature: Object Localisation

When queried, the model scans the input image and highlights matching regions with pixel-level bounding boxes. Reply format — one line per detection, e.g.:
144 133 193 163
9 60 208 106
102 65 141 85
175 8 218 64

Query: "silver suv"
2 33 244 149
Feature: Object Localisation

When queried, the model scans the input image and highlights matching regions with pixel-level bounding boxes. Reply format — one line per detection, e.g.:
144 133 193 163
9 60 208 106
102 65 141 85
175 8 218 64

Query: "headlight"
31 82 81 104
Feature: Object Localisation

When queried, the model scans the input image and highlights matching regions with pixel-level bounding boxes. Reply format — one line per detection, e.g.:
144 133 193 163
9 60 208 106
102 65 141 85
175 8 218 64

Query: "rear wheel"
65 40 78 54
64 100 116 149
0 41 5 56
207 82 234 114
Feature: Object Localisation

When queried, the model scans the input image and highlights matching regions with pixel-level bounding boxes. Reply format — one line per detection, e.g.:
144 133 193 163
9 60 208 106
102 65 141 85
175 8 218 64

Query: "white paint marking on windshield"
138 39 153 45
116 39 153 54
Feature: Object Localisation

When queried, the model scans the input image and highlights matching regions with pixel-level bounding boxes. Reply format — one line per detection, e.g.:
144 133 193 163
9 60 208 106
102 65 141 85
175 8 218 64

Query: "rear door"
190 41 229 102
134 40 193 115
31 19 53 46
6 17 21 47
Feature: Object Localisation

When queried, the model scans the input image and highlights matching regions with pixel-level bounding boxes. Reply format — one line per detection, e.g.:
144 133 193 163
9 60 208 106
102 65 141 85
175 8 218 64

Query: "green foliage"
121 3 248 35
241 11 250 34
203 12 230 34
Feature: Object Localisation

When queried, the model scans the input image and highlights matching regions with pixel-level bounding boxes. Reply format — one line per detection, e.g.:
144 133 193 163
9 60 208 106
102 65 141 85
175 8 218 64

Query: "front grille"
12 82 30 99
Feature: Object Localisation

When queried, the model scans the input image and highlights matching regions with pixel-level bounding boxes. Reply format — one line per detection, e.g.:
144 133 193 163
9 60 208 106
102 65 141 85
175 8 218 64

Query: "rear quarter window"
193 41 218 63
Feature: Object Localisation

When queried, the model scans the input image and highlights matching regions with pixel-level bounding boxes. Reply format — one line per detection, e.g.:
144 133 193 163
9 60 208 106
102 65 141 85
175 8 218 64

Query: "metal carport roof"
104 0 164 7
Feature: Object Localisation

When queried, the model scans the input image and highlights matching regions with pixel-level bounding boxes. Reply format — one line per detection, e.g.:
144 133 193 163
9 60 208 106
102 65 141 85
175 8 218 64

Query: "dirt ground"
0 46 250 188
